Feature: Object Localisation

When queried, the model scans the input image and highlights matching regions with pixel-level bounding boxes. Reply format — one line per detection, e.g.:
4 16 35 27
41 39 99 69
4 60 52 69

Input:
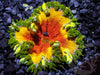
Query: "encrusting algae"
8 1 84 75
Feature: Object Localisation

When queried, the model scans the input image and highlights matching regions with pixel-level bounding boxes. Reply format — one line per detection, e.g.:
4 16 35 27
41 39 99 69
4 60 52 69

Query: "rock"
0 1 2 5
0 23 3 26
95 28 100 35
0 71 4 75
3 12 9 17
72 10 77 14
86 23 94 28
51 72 56 75
93 11 98 18
0 30 5 34
85 43 94 48
90 2 95 7
97 18 100 23
14 64 20 70
56 73 60 75
4 33 9 39
93 35 100 39
86 38 92 43
37 71 48 75
24 11 31 17
26 0 32 4
0 64 4 70
7 17 12 24
80 9 88 14
85 0 90 3
0 26 6 30
17 3 25 10
7 52 15 59
0 34 3 39
81 31 88 35
0 60 4 64
95 40 100 47
74 1 79 7
14 59 20 64
4 64 17 72
0 55 3 60
17 14 22 18
0 18 3 23
5 60 12 65
83 3 88 8
95 0 100 2
96 5 100 11
16 69 24 75
38 0 43 2
98 11 100 16
5 7 12 12
0 6 3 11
12 9 17 15
43 32 48 36
0 38 8 49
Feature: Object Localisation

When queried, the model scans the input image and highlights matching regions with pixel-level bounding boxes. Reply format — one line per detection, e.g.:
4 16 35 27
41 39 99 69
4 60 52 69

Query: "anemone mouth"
8 1 84 74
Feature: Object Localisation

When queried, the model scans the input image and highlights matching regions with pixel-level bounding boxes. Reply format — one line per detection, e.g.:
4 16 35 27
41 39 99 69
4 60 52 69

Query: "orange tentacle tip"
8 1 84 74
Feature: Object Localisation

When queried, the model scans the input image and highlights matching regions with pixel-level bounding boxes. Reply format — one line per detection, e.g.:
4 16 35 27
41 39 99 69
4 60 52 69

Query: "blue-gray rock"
12 9 17 15
51 0 55 1
3 12 9 17
16 69 24 75
80 9 88 14
96 6 100 11
85 43 94 48
0 30 5 34
90 3 95 7
51 72 56 75
81 31 88 35
5 7 12 12
86 0 90 3
0 71 4 75
0 23 3 26
0 6 3 11
0 34 3 39
83 3 88 8
0 64 4 70
4 64 17 72
7 52 15 59
38 0 43 2
14 64 20 70
56 73 60 75
0 38 8 49
0 18 3 23
72 10 76 14
97 18 100 23
7 17 12 24
4 33 9 39
0 60 4 64
86 23 94 28
37 71 48 75
95 27 100 35
26 0 32 4
17 14 22 18
43 32 48 36
93 35 100 39
0 1 2 5
93 11 98 18
95 40 100 47
0 26 6 30
87 38 92 43
74 1 79 7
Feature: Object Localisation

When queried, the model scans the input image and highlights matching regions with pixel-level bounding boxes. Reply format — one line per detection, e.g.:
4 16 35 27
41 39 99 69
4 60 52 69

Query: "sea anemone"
8 1 84 75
